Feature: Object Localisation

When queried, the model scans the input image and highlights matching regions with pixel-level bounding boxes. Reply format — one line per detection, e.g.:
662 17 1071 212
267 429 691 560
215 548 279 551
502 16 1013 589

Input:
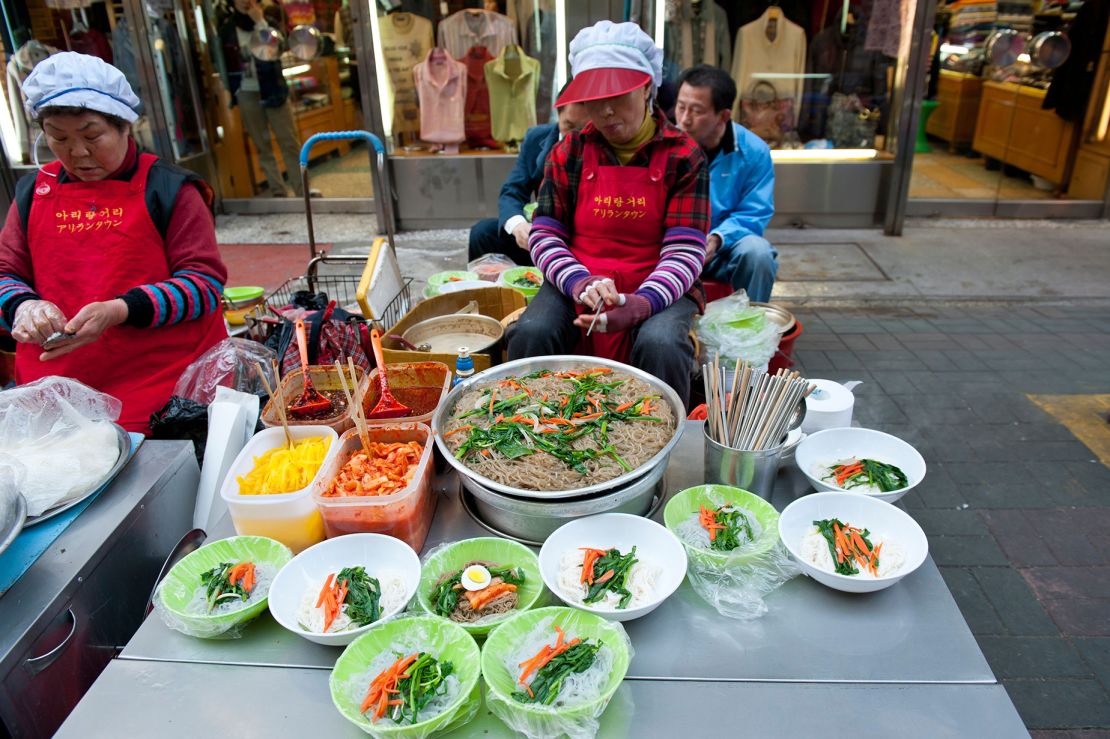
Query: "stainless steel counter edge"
0 441 196 674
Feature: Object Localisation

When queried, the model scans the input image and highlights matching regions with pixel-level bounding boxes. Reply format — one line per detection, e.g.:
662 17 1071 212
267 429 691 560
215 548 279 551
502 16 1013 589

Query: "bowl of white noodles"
538 513 686 622
779 492 929 594
267 533 421 646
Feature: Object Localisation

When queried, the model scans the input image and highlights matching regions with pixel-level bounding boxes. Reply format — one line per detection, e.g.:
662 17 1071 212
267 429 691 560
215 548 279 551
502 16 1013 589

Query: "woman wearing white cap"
0 53 228 432
507 21 709 406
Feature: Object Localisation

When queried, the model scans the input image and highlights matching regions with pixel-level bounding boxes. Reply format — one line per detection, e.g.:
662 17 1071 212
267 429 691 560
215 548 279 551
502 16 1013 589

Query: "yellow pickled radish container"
220 426 340 553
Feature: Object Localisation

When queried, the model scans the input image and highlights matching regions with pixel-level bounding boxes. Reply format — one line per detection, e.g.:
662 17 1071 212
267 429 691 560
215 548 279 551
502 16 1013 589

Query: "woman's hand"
573 294 651 333
12 300 68 345
38 299 129 361
570 276 622 311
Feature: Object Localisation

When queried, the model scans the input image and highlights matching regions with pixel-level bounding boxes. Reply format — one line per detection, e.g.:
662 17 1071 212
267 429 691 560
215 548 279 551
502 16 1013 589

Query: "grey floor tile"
1003 679 1110 729
974 567 1061 636
929 535 1011 566
939 566 1005 635
1074 638 1110 694
979 636 1092 679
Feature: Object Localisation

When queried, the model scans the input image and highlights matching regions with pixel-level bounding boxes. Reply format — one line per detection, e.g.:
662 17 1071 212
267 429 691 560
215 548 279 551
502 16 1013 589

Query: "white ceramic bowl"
794 427 926 503
267 533 421 646
539 513 687 622
779 492 929 594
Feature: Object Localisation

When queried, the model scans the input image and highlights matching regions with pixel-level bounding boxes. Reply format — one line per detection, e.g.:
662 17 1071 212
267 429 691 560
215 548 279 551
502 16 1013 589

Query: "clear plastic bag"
484 613 634 739
0 377 123 516
172 338 277 405
151 578 256 640
468 253 517 282
685 542 801 620
675 487 801 621
695 290 781 369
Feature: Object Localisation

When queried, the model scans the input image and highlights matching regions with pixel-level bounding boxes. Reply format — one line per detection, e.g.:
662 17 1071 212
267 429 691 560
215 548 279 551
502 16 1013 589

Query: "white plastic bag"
695 290 781 369
0 377 122 516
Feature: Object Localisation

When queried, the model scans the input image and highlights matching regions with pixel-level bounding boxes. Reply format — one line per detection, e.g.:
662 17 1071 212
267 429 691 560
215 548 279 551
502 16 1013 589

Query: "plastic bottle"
452 347 474 387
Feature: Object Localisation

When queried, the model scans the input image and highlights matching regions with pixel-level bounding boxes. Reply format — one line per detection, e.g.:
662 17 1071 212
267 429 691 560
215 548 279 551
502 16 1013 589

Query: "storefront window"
663 1 910 161
0 0 156 171
369 0 562 155
910 0 1110 208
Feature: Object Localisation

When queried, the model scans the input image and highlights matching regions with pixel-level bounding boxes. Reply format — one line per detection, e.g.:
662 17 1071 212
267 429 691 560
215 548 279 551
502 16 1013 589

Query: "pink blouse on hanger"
412 48 467 145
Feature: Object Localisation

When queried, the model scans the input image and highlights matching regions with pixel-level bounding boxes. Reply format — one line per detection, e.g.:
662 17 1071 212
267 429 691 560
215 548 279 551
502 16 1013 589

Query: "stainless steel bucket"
703 424 784 501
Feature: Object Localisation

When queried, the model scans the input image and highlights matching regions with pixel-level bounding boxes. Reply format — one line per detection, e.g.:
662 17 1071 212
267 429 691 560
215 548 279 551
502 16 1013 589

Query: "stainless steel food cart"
57 425 1028 738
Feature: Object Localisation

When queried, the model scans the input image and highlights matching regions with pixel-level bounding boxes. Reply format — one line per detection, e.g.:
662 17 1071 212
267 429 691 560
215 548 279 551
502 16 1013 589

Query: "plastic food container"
313 424 436 550
359 361 450 426
498 266 543 302
220 426 340 553
261 365 366 434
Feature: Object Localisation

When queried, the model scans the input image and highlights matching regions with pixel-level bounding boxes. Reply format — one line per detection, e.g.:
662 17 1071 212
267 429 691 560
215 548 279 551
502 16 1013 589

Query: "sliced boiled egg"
461 564 492 591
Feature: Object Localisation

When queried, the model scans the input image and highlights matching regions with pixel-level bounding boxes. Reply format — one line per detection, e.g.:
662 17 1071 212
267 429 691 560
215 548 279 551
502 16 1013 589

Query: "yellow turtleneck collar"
610 108 656 165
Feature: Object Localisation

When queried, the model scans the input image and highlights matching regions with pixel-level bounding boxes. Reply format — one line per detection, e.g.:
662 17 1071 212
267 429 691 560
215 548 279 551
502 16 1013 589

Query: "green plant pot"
415 537 544 636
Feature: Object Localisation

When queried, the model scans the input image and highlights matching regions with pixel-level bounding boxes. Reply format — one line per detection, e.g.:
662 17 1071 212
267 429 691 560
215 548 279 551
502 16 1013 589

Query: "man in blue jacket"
675 65 778 302
467 96 587 265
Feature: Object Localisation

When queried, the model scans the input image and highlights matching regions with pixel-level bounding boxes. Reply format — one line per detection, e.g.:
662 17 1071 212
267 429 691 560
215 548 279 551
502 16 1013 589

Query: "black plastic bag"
149 396 209 465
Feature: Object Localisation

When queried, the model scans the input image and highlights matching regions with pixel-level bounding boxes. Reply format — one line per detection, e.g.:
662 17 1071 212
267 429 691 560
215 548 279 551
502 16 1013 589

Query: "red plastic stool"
703 279 733 303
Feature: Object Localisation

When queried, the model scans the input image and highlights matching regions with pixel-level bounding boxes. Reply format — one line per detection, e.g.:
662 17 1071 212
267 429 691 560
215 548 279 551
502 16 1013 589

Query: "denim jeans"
702 234 778 303
507 281 698 407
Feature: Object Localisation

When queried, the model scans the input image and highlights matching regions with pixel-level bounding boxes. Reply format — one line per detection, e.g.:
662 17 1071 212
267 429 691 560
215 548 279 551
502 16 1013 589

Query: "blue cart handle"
299 131 384 166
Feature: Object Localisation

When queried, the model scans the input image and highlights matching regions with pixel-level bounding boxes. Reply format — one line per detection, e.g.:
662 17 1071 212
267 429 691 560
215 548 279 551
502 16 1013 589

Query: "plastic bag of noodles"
480 607 633 739
664 485 800 620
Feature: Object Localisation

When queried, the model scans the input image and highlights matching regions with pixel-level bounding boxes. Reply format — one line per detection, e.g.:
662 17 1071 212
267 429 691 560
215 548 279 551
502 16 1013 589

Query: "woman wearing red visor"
507 21 709 407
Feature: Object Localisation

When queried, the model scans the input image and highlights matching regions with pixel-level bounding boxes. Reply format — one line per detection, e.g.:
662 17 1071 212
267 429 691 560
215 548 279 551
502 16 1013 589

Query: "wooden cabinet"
972 81 1077 184
927 71 983 148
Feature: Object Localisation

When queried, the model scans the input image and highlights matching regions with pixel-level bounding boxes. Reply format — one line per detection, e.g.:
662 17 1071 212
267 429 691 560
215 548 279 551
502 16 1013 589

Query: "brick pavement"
785 302 1110 733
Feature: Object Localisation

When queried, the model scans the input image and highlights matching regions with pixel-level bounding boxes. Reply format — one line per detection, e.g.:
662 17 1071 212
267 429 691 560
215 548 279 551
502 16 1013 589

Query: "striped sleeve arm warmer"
633 226 707 314
0 275 41 331
119 269 224 328
529 215 590 298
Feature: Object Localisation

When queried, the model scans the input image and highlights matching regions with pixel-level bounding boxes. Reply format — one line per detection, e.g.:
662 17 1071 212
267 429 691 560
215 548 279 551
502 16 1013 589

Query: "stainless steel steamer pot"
431 355 685 500
458 456 668 542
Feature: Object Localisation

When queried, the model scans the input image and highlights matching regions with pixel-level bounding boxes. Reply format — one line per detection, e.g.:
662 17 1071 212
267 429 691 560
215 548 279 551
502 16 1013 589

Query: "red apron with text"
572 139 669 362
16 155 227 432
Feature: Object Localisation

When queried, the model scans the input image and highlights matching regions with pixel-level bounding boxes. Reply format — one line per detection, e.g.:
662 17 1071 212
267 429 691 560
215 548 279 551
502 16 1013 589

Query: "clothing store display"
380 12 434 135
484 45 540 144
413 47 467 144
1043 0 1110 122
865 0 913 57
69 28 113 64
737 81 796 147
312 0 340 31
827 92 880 147
5 42 58 165
334 3 354 47
111 17 145 114
664 0 731 79
464 46 498 147
437 9 517 61
731 9 807 130
799 21 890 141
522 7 556 121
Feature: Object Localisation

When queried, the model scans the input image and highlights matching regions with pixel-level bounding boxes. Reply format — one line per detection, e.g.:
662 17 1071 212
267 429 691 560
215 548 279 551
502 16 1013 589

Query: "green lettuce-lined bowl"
416 537 544 636
156 535 292 639
330 615 481 737
498 267 543 302
481 607 630 733
664 485 782 568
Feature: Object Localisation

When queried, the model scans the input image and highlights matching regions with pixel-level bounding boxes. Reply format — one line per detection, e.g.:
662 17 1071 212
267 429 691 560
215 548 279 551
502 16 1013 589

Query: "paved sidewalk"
787 303 1110 735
